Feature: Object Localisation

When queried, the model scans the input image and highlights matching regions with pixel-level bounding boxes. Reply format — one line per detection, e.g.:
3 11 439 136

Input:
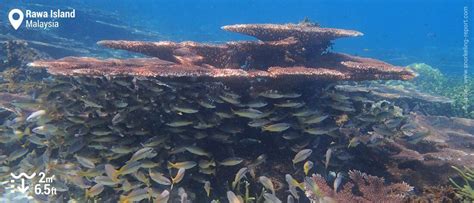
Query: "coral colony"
4 22 417 202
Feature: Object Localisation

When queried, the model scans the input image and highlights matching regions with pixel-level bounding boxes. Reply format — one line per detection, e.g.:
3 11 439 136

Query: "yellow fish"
85 183 104 198
303 161 314 176
172 168 185 184
262 123 291 132
167 161 197 169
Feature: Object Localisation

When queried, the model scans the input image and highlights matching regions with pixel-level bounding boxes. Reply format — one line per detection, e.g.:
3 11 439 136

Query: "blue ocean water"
77 0 472 74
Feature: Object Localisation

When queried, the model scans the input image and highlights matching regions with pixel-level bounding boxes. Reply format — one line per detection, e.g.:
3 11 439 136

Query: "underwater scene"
0 0 473 202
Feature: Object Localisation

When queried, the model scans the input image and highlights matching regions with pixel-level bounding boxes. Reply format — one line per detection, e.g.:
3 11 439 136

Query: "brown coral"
29 53 413 82
30 23 414 82
305 170 413 203
221 23 363 44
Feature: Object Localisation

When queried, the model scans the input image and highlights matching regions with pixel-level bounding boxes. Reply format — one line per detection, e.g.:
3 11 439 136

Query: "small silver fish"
232 167 249 189
325 148 333 169
86 183 104 198
172 168 186 184
185 146 211 157
262 123 291 132
74 155 95 169
155 190 170 203
227 191 243 203
263 193 282 203
129 147 155 162
26 110 46 122
149 170 172 186
219 157 244 166
8 148 28 162
204 181 211 197
292 149 312 165
258 176 275 194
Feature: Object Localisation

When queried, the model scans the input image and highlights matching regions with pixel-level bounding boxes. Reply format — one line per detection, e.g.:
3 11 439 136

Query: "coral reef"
5 22 462 202
304 170 412 203
405 185 460 202
30 53 413 82
31 23 415 83
378 113 474 191
221 23 363 44
387 63 473 118
335 83 453 104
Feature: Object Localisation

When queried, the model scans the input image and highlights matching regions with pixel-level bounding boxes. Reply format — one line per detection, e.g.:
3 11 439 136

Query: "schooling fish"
304 127 336 136
119 188 148 203
302 114 328 124
172 168 186 184
199 159 216 169
32 125 59 135
8 148 28 162
199 167 216 175
94 176 119 186
167 161 197 170
248 119 271 128
325 148 333 169
129 147 155 162
111 146 136 154
259 90 285 99
274 100 305 108
303 161 314 176
149 170 171 186
219 93 241 105
185 146 211 157
232 108 264 119
292 109 318 117
287 195 295 203
74 155 95 169
85 183 104 198
285 174 302 199
263 193 282 203
26 110 46 122
197 99 216 109
155 190 170 203
166 120 193 127
106 161 142 182
262 123 291 132
227 191 244 203
219 157 244 166
246 100 268 108
292 149 312 165
258 176 275 194
172 105 199 114
304 176 323 198
232 167 249 189
204 181 211 197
